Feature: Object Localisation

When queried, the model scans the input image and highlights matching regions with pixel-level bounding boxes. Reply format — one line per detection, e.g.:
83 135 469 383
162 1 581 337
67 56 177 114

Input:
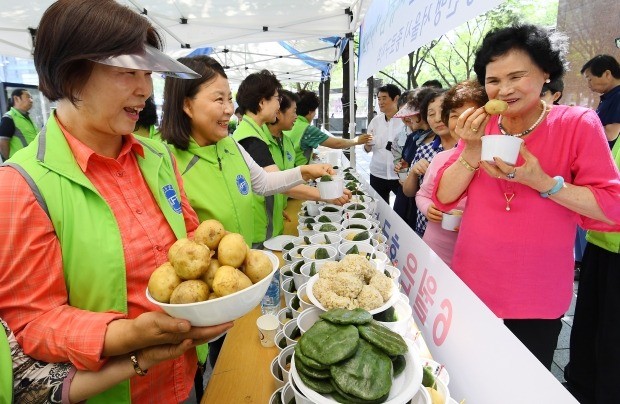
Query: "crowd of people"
0 0 619 403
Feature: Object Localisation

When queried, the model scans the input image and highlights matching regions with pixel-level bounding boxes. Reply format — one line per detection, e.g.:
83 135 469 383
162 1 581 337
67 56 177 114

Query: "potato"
169 239 212 280
212 265 253 296
168 238 193 262
194 219 226 250
426 387 445 404
148 262 182 303
217 233 248 268
201 258 221 289
484 99 508 115
243 250 273 283
170 280 210 304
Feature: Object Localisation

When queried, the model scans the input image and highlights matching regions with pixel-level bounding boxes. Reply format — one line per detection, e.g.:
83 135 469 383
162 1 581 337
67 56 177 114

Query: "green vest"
4 107 38 157
6 114 188 403
0 325 11 404
233 116 292 243
586 139 620 253
284 116 312 166
169 136 255 246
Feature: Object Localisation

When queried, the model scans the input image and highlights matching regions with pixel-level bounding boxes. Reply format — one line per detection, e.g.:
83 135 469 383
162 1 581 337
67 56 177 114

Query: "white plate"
263 235 297 251
306 270 399 315
291 337 423 404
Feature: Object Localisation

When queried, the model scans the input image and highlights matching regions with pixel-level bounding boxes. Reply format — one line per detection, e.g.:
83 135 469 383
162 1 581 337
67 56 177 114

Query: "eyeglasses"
275 94 283 103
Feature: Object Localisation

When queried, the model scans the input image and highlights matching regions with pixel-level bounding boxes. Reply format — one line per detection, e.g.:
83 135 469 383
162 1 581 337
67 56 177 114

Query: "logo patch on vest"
286 151 293 161
162 184 182 214
236 174 249 195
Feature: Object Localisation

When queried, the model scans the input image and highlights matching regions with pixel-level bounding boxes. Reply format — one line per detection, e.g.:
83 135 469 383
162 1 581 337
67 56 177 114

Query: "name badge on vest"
286 151 293 162
236 174 249 195
162 184 182 214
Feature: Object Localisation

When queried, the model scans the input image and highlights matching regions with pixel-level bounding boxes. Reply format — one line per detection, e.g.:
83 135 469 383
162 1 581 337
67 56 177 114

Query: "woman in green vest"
160 56 333 248
0 1 232 403
234 87 350 243
0 317 194 404
0 88 37 160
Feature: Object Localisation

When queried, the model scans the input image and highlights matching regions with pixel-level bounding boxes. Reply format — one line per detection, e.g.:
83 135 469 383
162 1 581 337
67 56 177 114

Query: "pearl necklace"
498 100 548 138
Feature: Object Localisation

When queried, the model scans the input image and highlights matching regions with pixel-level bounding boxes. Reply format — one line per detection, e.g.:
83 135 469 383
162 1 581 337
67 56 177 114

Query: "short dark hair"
161 56 227 150
34 0 162 105
235 70 282 114
136 97 158 129
8 88 28 108
296 90 320 117
581 55 620 79
420 88 447 124
421 79 443 89
268 90 299 126
541 78 564 104
441 80 489 126
473 24 566 86
377 84 401 100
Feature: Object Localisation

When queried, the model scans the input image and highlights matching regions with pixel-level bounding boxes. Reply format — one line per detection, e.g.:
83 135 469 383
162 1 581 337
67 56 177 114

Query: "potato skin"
170 240 212 280
201 258 221 289
217 233 248 268
170 280 210 304
168 238 193 262
194 219 226 250
212 265 253 296
484 99 508 115
148 262 182 303
243 250 273 283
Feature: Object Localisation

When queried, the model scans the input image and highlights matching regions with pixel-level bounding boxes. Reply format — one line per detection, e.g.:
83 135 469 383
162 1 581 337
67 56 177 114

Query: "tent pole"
348 33 356 169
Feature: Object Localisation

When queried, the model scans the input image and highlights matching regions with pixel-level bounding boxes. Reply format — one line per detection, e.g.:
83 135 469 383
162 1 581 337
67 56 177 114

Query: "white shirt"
366 112 405 179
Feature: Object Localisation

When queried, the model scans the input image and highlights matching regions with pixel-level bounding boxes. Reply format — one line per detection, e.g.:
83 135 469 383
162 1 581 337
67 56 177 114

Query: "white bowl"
301 245 338 262
297 225 316 237
146 250 278 326
309 232 342 250
270 357 286 389
341 218 374 232
297 306 322 334
342 210 371 221
317 177 345 199
481 134 523 165
441 209 463 231
297 283 314 311
337 241 375 259
298 217 318 232
339 228 373 245
312 222 343 234
306 269 399 315
300 260 328 279
374 297 413 335
291 338 423 403
315 212 342 223
319 204 344 215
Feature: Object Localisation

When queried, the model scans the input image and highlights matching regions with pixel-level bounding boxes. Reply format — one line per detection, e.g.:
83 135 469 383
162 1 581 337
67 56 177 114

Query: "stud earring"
545 78 550 83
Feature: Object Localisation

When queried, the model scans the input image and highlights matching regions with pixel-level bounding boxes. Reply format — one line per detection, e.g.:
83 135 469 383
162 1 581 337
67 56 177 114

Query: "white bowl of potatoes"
146 219 279 326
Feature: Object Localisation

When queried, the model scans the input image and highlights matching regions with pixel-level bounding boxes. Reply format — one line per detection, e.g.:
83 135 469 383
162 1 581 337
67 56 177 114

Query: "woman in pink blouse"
416 81 488 267
433 25 620 369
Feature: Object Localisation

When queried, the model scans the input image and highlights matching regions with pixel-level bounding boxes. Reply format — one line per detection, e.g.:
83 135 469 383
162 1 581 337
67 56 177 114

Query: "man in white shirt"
364 84 404 203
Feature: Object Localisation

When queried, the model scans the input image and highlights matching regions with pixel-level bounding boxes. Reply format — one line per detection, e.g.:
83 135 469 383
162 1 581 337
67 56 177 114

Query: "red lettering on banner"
433 299 453 346
400 252 418 295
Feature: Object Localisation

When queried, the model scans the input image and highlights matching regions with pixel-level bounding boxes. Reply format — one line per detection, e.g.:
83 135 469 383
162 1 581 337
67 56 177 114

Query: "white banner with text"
357 0 504 80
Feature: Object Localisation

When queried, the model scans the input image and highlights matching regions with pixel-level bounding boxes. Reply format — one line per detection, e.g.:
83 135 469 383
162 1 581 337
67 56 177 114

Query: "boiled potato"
243 250 273 283
194 219 226 250
217 233 247 268
170 280 210 304
148 262 182 303
484 99 508 115
212 265 253 296
168 238 193 262
426 387 445 404
169 239 212 280
201 258 221 289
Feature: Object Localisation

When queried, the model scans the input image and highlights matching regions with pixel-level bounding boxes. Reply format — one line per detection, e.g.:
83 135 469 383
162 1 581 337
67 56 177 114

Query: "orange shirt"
0 121 200 402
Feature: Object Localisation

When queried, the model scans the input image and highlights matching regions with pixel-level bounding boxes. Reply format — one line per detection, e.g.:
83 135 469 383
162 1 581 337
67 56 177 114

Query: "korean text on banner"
357 0 505 81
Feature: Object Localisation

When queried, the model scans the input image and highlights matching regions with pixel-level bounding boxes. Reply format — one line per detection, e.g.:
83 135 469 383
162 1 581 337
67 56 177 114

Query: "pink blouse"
416 148 466 267
432 105 620 319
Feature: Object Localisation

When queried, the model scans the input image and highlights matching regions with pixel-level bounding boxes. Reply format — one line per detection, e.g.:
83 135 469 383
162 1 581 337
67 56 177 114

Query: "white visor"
92 45 200 79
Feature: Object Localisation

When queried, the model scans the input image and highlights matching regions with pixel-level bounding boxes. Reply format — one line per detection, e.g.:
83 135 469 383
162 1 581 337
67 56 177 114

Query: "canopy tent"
0 0 368 83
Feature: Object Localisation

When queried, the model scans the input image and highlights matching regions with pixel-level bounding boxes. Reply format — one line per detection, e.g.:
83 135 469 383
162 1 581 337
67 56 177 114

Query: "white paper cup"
441 209 463 231
304 201 322 216
481 135 523 165
257 314 279 347
278 345 296 383
326 151 341 166
270 357 286 388
397 169 409 181
317 178 344 199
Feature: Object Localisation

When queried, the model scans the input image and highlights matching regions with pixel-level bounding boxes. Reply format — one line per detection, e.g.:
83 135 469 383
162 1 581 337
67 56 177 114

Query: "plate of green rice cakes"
290 308 422 403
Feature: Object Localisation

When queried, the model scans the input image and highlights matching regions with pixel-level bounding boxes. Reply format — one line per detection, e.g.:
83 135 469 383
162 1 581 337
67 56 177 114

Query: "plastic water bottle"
261 269 280 316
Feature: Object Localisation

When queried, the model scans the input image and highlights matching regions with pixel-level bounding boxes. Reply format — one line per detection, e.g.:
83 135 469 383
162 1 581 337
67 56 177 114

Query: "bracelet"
130 353 148 376
458 155 478 172
540 176 565 198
